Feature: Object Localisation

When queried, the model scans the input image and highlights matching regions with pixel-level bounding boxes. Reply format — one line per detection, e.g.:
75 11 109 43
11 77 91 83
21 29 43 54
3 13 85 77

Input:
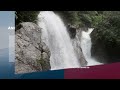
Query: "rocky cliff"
67 26 87 66
15 22 51 74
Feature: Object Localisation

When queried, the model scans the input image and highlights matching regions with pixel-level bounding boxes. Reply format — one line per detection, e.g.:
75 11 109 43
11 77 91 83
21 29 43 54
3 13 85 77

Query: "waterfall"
81 28 102 66
38 11 81 70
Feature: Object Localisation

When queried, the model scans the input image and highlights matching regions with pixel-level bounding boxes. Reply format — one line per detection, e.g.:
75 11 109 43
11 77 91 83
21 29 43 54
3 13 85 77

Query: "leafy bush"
93 11 120 46
36 55 50 71
15 11 39 25
56 11 103 28
91 11 120 62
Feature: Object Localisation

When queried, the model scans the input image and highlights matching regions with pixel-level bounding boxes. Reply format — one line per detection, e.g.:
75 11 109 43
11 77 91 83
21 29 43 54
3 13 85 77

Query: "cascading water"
81 28 102 66
38 11 81 70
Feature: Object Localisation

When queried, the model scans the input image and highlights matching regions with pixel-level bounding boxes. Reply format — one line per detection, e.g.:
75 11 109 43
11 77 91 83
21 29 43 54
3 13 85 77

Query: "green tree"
15 11 39 25
56 11 103 28
91 11 120 62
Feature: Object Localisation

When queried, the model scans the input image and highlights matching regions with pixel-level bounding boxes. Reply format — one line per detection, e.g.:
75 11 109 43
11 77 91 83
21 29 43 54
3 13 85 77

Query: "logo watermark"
8 26 15 30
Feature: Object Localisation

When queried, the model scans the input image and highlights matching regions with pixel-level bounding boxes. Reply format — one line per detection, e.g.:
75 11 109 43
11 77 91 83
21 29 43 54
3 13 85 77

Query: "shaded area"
15 11 39 25
67 24 76 39
91 11 120 63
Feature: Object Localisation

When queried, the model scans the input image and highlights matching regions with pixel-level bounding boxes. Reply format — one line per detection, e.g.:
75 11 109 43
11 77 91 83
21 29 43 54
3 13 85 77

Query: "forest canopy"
15 11 39 25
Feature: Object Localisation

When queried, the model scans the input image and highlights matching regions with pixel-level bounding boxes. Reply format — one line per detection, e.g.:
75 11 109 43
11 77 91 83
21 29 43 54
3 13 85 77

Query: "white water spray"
38 11 81 70
81 28 102 66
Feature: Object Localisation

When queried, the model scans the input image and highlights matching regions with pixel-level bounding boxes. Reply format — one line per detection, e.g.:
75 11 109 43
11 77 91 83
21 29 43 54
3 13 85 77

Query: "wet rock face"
67 25 76 39
71 28 88 67
15 22 51 74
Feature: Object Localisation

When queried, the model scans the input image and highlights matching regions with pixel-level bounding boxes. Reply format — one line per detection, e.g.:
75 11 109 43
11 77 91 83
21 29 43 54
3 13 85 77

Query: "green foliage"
36 56 46 68
93 11 120 47
15 11 39 25
36 54 51 71
56 11 103 28
91 11 120 61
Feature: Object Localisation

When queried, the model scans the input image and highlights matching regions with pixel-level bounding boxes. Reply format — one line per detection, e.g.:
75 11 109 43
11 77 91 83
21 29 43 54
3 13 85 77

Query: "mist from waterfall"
38 11 81 70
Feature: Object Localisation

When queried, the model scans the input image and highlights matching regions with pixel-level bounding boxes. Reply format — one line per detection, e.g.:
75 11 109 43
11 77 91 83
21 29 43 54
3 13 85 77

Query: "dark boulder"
67 24 76 39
